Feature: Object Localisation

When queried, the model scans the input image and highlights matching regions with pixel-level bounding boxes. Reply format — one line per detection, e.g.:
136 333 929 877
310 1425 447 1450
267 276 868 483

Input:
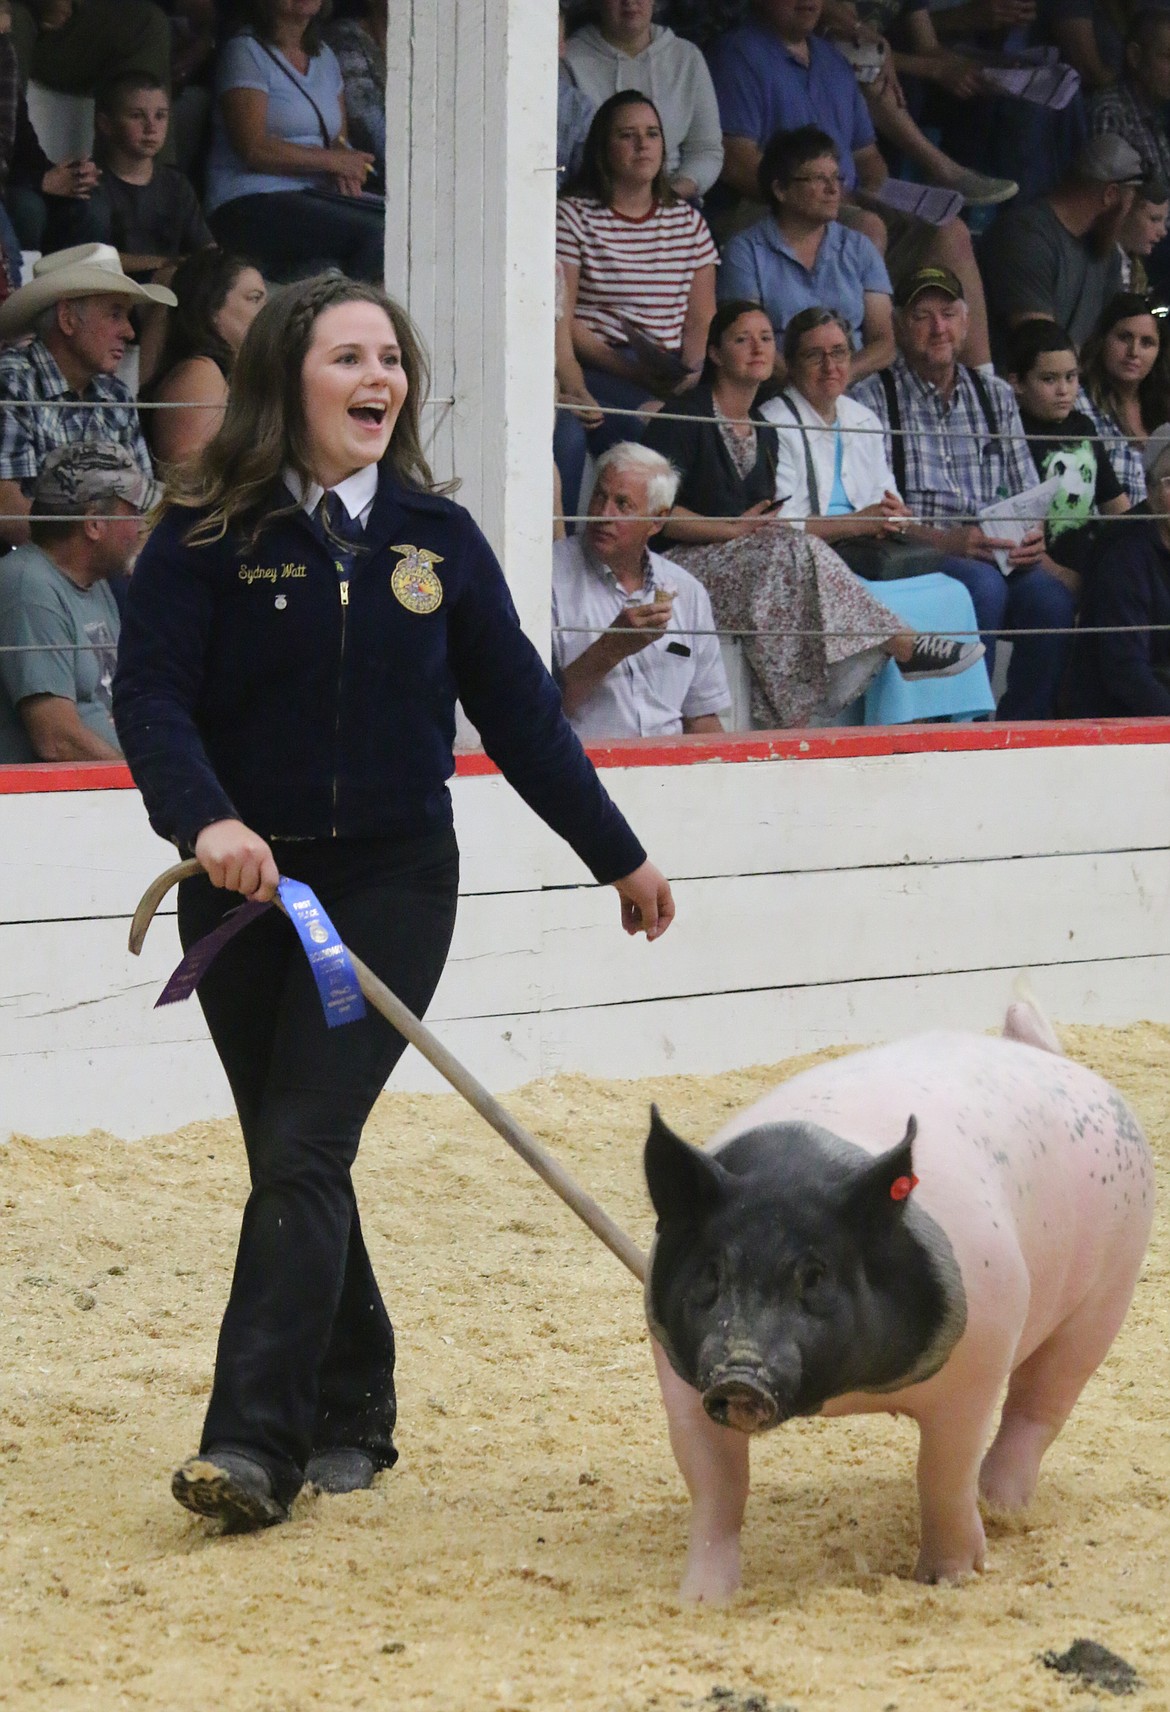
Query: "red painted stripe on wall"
2 719 1169 795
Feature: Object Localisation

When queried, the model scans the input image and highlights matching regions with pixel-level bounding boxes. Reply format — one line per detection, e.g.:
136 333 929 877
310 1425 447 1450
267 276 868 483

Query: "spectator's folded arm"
19 694 122 762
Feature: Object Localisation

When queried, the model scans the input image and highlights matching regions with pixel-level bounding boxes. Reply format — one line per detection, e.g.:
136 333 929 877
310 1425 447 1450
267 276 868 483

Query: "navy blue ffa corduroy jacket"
112 471 646 884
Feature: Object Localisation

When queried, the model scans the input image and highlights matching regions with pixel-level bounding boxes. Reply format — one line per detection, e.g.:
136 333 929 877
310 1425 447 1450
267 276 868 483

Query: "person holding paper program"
1007 319 1131 591
853 265 1079 717
112 274 674 1534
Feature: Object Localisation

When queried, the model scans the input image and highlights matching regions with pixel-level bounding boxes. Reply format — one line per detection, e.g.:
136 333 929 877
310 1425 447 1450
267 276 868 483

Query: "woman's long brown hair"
166 273 443 549
1080 292 1170 433
568 90 676 209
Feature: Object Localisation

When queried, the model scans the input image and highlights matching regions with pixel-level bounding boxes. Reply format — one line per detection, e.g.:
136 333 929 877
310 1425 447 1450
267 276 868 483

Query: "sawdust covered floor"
2 1024 1169 1712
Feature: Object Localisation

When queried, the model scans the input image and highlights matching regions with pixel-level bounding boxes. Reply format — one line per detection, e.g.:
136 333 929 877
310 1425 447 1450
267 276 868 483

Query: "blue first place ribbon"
155 876 367 1028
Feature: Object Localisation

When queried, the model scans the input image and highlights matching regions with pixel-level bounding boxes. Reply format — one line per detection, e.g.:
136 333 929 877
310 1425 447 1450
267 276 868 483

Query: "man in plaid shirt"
0 243 174 548
853 266 1078 718
1088 12 1170 192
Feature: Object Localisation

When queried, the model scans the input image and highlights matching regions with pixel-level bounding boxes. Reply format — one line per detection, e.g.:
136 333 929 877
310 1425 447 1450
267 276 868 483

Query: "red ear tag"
890 1173 919 1202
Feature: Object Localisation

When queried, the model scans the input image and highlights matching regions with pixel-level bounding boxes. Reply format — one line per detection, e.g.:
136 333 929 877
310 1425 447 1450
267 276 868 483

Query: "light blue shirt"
205 33 345 214
826 430 853 515
718 215 891 349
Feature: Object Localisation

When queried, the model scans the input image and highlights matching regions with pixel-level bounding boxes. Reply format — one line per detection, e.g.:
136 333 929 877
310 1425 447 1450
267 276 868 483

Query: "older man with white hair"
0 242 174 547
853 264 1078 719
552 442 730 739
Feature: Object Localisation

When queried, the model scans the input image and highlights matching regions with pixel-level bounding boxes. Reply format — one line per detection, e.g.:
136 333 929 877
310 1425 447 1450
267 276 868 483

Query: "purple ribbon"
154 877 367 1028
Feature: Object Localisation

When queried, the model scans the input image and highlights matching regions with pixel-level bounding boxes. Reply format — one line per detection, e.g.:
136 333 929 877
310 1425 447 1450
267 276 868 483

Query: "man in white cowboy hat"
0 241 174 547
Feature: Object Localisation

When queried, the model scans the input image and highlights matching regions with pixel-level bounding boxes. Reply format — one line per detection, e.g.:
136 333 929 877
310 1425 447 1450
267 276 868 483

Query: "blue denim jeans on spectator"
6 186 107 256
209 189 384 284
580 361 654 457
935 555 1078 719
553 406 589 533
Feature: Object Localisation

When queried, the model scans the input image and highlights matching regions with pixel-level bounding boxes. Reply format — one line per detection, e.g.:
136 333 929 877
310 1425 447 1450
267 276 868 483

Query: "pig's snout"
702 1371 779 1434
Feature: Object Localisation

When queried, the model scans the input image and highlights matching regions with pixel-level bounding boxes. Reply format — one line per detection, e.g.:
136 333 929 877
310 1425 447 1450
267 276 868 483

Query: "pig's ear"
843 1115 919 1225
645 1104 730 1226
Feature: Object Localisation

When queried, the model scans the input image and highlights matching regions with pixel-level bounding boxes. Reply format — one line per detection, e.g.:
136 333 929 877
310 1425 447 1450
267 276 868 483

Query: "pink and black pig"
644 1001 1154 1601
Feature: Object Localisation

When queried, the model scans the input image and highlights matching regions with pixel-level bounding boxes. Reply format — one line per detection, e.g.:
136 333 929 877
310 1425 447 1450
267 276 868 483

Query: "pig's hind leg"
979 1287 1140 1512
652 1338 749 1604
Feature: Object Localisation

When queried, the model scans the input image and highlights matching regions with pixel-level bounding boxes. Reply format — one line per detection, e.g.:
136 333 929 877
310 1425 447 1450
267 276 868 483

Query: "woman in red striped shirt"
556 91 718 457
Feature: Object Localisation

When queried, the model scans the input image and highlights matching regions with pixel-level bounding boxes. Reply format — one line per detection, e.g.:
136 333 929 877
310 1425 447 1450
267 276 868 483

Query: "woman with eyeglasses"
761 305 916 563
1077 293 1170 505
642 300 979 726
718 126 894 384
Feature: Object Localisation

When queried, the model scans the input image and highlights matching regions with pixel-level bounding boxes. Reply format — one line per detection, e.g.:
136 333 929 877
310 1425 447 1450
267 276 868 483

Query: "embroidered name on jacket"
238 561 309 585
390 545 444 613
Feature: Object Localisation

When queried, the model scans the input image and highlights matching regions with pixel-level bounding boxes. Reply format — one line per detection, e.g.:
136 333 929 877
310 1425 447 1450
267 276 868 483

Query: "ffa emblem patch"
390 545 444 613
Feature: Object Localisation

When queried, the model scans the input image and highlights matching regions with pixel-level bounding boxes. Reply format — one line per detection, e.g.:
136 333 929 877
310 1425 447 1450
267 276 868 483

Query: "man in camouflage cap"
0 443 160 763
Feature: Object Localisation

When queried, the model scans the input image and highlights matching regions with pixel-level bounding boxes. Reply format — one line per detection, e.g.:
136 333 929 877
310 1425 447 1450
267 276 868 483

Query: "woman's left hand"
853 491 911 535
614 860 676 941
331 168 367 197
562 384 604 430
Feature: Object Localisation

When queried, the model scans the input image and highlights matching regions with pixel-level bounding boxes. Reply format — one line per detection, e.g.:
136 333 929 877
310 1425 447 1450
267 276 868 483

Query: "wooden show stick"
129 859 648 1283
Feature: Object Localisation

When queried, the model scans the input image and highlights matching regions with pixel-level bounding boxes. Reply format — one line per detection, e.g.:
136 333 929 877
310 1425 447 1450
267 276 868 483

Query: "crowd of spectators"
0 0 387 757
4 1 1170 758
555 0 1170 731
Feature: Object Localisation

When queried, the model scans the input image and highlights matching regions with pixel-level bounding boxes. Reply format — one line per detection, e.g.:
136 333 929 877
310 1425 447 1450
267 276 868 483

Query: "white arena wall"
2 721 1168 1141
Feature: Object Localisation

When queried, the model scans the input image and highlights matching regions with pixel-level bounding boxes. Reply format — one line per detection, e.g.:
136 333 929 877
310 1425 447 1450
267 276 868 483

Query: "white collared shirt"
282 461 379 528
551 536 729 740
759 386 900 528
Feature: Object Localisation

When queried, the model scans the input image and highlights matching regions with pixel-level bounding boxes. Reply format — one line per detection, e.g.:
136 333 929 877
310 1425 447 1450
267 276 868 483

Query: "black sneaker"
171 1450 289 1531
897 635 985 680
304 1448 377 1494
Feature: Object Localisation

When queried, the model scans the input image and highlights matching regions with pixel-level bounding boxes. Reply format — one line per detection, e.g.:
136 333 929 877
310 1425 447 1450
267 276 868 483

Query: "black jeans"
209 189 385 284
178 830 460 1505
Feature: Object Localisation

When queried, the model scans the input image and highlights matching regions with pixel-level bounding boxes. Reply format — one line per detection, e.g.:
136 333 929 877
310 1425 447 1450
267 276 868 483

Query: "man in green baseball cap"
0 441 159 762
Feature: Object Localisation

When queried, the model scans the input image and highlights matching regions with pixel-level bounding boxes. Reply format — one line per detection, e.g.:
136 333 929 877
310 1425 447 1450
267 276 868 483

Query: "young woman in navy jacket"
113 272 673 1532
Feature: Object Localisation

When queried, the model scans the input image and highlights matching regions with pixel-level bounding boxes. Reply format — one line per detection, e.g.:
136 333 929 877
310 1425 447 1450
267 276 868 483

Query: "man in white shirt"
552 443 730 740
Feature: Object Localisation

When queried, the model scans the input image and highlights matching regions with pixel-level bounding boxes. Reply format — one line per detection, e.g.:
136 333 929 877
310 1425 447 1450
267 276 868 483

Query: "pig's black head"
644 1106 965 1434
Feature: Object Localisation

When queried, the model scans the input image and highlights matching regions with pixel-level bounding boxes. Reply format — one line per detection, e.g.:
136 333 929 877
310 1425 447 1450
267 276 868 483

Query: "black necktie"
318 490 367 554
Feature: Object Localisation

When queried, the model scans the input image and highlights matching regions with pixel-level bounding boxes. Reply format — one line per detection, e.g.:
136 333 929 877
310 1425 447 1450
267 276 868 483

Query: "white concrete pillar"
384 0 557 659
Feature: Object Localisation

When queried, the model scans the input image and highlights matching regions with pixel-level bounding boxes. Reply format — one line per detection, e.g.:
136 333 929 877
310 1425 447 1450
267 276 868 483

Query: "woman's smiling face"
299 301 408 488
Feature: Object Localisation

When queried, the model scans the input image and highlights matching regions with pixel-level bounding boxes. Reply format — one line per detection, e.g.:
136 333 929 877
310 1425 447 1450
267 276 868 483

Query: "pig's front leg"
912 1396 999 1583
652 1337 749 1603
